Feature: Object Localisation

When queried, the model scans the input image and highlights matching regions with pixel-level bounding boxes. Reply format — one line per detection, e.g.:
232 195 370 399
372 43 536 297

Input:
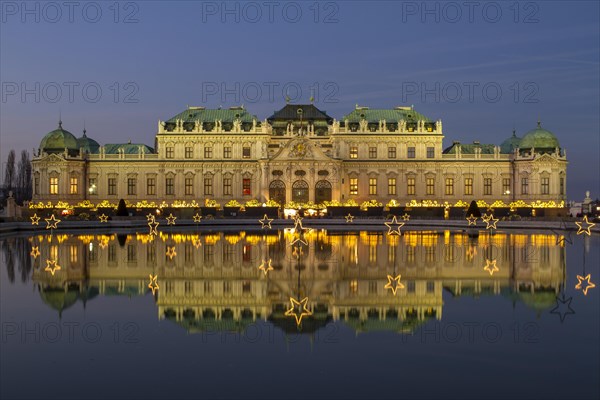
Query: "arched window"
315 180 332 203
269 180 286 206
292 180 309 203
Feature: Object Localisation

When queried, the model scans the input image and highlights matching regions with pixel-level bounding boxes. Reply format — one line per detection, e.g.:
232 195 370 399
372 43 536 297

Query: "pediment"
270 138 334 162
533 153 560 164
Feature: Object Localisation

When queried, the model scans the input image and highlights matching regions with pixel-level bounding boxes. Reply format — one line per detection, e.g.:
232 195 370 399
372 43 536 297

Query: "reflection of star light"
384 274 405 295
192 238 202 249
148 274 159 295
193 213 202 223
99 238 109 249
166 213 177 225
284 297 312 326
258 259 273 275
30 214 40 225
575 216 595 236
45 259 61 275
345 214 354 223
259 214 274 229
466 246 477 260
466 214 478 226
291 233 308 246
483 259 499 276
292 246 304 259
30 246 40 258
98 214 109 222
485 215 499 230
575 274 596 295
45 215 61 229
384 216 404 235
166 246 177 260
148 220 159 235
401 213 410 221
550 293 575 323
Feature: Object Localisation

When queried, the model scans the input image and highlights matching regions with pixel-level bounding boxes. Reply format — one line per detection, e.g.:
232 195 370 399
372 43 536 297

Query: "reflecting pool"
1 228 598 399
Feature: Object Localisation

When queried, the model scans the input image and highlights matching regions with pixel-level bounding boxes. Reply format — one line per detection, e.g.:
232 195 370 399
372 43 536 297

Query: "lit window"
464 178 473 196
369 178 377 195
165 177 174 195
223 177 232 195
388 147 396 159
388 178 396 195
350 280 358 294
49 177 59 195
204 146 212 159
350 146 358 159
349 178 358 195
127 178 136 195
165 146 174 159
426 177 435 195
407 177 415 195
484 178 492 195
69 177 78 194
445 178 454 195
407 146 416 158
242 178 251 196
185 177 193 195
204 177 213 195
88 178 97 195
369 147 377 159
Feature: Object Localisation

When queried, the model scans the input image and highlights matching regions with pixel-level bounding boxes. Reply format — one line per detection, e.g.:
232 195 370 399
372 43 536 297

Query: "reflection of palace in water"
28 230 566 333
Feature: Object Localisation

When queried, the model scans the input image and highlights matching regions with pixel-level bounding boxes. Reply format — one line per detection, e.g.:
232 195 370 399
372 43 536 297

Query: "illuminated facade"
31 104 568 207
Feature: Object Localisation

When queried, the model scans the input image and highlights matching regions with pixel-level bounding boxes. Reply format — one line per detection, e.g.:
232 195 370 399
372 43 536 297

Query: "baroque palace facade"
31 103 568 206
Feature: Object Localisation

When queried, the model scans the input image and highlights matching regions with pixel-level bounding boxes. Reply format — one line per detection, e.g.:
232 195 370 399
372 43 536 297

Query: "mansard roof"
343 106 431 123
267 104 333 123
104 143 155 154
167 106 257 123
443 142 496 154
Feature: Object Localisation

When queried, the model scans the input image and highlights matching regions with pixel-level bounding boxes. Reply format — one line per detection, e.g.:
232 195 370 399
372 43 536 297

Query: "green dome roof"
519 122 560 150
500 130 522 154
77 130 100 154
40 121 79 154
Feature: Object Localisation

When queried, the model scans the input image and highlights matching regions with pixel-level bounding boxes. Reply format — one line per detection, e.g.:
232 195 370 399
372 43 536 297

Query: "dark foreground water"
1 228 598 399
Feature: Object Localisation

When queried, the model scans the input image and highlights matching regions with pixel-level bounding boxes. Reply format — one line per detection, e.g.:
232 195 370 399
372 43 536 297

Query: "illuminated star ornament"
481 213 491 223
166 213 177 225
466 214 477 226
192 238 202 249
98 214 109 223
193 213 202 223
30 214 40 225
45 215 61 230
258 259 273 275
550 293 575 323
384 274 405 295
483 259 499 276
384 216 404 235
485 215 499 230
148 219 159 235
148 274 159 295
259 214 274 229
575 274 596 296
284 296 312 326
291 232 308 246
45 259 61 276
166 246 177 260
146 213 155 222
30 246 40 259
575 216 595 236
345 214 354 223
401 213 410 221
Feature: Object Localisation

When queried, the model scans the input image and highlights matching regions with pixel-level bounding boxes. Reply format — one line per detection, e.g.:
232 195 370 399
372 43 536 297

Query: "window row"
347 177 521 196
349 146 435 159
165 145 251 159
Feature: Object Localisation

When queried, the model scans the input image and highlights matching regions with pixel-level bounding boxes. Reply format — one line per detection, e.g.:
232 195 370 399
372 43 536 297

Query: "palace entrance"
315 180 332 203
292 180 309 203
269 180 286 206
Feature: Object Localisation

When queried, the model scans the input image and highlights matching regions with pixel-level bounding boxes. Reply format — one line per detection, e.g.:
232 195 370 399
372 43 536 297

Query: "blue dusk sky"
1 0 598 199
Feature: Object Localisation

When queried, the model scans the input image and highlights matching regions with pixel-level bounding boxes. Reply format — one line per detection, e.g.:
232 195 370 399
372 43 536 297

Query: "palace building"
31 103 567 207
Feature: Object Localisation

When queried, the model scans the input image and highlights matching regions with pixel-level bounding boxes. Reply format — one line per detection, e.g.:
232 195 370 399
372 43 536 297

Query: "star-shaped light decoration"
99 237 109 249
45 215 61 230
401 213 410 221
30 246 40 259
146 213 155 222
166 246 177 260
466 214 477 226
193 213 202 223
575 216 595 236
384 216 404 236
483 259 499 276
384 274 405 295
550 293 575 323
30 214 40 225
166 213 177 225
284 296 312 326
291 232 308 246
148 219 159 235
575 274 596 296
45 259 61 276
148 274 159 295
292 246 304 260
258 259 273 275
345 214 354 223
192 238 202 249
485 214 499 230
259 214 274 229
98 214 109 223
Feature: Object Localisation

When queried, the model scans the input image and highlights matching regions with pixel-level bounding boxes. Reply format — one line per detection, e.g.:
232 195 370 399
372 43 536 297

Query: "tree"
16 150 32 203
3 149 15 197
466 200 481 218
116 199 128 216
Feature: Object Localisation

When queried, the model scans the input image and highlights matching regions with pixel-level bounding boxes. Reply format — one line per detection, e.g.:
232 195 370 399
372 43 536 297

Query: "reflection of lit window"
108 245 116 262
127 245 136 262
146 246 155 263
426 281 435 293
185 281 193 295
223 281 232 294
444 245 454 262
50 245 58 260
50 177 59 195
204 281 212 294
242 281 251 294
388 246 396 263
165 281 173 294
426 247 435 262
350 280 358 294
185 243 193 262
406 246 415 263
243 245 252 262
204 244 214 262
407 281 415 293
369 245 377 263
369 281 377 294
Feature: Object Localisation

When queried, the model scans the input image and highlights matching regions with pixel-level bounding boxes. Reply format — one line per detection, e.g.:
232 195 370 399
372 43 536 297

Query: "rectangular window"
541 177 549 194
108 178 116 195
165 146 174 159
146 177 156 195
242 178 251 196
521 177 529 195
88 178 97 195
426 147 435 158
127 178 136 195
388 178 396 195
407 177 415 195
49 177 59 195
369 178 377 195
560 177 564 195
185 177 193 196
426 177 435 195
204 146 212 159
35 176 40 195
349 178 358 195
426 281 435 293
407 146 416 158
502 178 511 194
388 147 396 159
223 146 232 159
223 177 232 195
350 146 358 159
242 147 251 158
165 177 174 195
204 177 213 195
445 178 454 195
464 178 473 196
484 178 492 195
69 177 78 194
369 147 377 159
185 146 193 159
